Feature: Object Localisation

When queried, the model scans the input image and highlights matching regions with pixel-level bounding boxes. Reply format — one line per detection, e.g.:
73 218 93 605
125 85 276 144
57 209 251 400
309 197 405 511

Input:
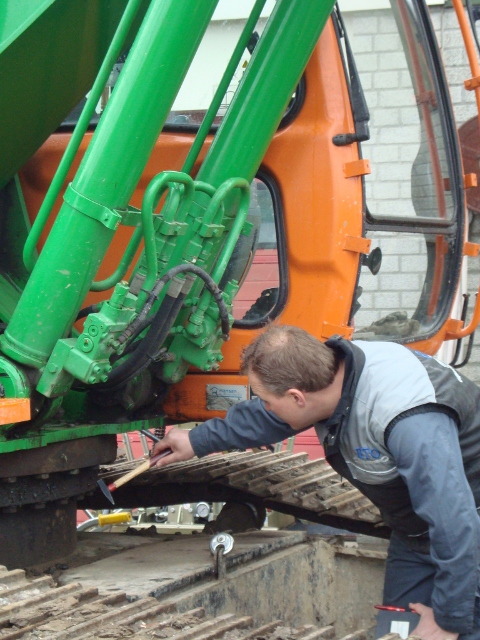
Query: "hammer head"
97 478 115 505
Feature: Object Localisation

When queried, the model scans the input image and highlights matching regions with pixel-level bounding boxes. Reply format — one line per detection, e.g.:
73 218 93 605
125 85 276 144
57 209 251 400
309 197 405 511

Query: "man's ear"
287 388 307 407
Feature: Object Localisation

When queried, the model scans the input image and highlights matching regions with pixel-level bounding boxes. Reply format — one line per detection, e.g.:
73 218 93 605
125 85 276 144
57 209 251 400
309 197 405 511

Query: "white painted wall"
338 0 445 10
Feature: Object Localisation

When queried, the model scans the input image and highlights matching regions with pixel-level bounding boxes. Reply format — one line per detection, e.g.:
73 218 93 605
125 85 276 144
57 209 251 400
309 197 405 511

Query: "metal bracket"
464 173 478 189
343 235 371 255
464 241 480 257
119 206 142 227
64 184 122 231
321 322 353 340
465 75 480 91
344 159 371 178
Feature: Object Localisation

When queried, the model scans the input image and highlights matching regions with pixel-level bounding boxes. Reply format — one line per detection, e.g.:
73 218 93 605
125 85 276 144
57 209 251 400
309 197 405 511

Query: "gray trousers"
383 532 480 640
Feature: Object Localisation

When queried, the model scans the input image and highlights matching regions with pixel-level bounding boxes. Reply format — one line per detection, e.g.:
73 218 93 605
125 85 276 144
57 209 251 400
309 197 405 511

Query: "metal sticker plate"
206 384 248 411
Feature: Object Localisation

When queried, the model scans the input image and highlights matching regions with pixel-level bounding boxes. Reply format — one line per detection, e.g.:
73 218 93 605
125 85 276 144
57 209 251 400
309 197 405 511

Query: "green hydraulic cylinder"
0 0 218 369
166 0 336 275
197 0 336 187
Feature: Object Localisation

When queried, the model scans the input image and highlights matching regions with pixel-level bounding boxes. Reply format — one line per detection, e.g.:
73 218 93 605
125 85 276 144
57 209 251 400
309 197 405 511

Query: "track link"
0 566 401 639
86 451 390 538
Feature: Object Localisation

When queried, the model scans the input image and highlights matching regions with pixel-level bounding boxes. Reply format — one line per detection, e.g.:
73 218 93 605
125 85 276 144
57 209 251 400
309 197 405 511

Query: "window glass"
220 178 281 323
342 0 455 222
61 10 273 129
353 229 458 340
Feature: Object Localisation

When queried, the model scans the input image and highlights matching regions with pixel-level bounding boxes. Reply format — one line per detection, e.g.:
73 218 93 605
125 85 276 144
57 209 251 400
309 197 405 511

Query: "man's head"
241 325 342 429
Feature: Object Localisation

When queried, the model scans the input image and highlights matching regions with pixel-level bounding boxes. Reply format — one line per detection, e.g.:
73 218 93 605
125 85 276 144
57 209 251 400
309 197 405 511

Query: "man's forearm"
189 397 297 457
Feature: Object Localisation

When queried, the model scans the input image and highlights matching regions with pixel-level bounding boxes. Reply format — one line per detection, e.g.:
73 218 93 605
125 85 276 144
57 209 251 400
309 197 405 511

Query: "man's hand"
410 603 459 640
152 428 195 468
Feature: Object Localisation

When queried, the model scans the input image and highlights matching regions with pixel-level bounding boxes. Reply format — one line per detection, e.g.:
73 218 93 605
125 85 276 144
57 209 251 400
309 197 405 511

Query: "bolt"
69 469 79 475
81 337 94 353
105 365 112 373
101 375 108 383
48 363 58 373
34 474 49 480
170 507 175 513
89 325 99 337
89 376 97 384
93 365 101 374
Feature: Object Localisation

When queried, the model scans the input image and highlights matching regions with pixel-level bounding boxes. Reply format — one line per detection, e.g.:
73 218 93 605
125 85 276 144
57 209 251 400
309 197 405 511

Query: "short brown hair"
240 325 339 396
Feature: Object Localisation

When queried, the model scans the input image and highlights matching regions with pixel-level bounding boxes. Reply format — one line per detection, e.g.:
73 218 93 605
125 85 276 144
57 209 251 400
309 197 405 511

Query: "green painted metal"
23 0 145 273
0 417 163 454
182 0 268 175
199 0 336 186
161 0 337 380
36 282 137 396
145 0 336 314
0 0 219 370
90 221 143 292
0 357 30 400
134 172 195 309
0 0 150 191
161 179 252 382
0 176 32 321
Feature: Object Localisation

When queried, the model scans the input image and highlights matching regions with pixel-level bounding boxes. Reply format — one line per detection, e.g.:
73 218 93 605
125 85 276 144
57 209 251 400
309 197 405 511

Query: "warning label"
206 384 248 411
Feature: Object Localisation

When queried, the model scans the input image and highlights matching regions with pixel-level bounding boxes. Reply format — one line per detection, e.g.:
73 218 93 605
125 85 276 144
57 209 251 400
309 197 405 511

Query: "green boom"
0 0 219 369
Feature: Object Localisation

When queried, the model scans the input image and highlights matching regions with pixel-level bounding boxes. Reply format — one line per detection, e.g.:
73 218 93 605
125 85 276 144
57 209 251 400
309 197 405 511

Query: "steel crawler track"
84 451 391 538
0 566 396 639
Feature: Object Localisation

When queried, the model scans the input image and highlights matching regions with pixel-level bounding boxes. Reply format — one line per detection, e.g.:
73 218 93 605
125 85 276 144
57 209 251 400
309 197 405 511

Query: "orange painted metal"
0 398 30 426
343 159 371 179
464 241 480 257
343 236 371 255
464 172 478 189
453 0 480 126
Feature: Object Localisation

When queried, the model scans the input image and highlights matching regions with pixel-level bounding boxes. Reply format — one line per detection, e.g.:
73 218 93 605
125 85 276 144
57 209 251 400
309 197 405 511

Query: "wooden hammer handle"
109 448 173 491
111 458 150 490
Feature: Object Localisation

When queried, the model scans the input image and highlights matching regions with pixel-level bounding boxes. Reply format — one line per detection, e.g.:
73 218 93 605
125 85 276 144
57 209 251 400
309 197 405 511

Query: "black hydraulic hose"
119 264 230 346
105 291 178 387
107 290 188 389
76 303 102 322
111 315 154 362
80 264 229 390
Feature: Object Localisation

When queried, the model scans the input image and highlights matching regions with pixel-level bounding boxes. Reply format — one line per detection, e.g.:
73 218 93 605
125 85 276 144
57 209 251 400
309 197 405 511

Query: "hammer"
98 431 172 505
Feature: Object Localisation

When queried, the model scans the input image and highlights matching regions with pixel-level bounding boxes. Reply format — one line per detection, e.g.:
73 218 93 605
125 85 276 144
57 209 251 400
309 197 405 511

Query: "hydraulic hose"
106 290 188 389
106 289 178 387
76 303 102 322
118 263 230 346
81 264 229 390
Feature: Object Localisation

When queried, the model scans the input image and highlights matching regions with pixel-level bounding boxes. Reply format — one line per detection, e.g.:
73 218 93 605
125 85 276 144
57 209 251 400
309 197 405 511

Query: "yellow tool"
97 512 132 527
